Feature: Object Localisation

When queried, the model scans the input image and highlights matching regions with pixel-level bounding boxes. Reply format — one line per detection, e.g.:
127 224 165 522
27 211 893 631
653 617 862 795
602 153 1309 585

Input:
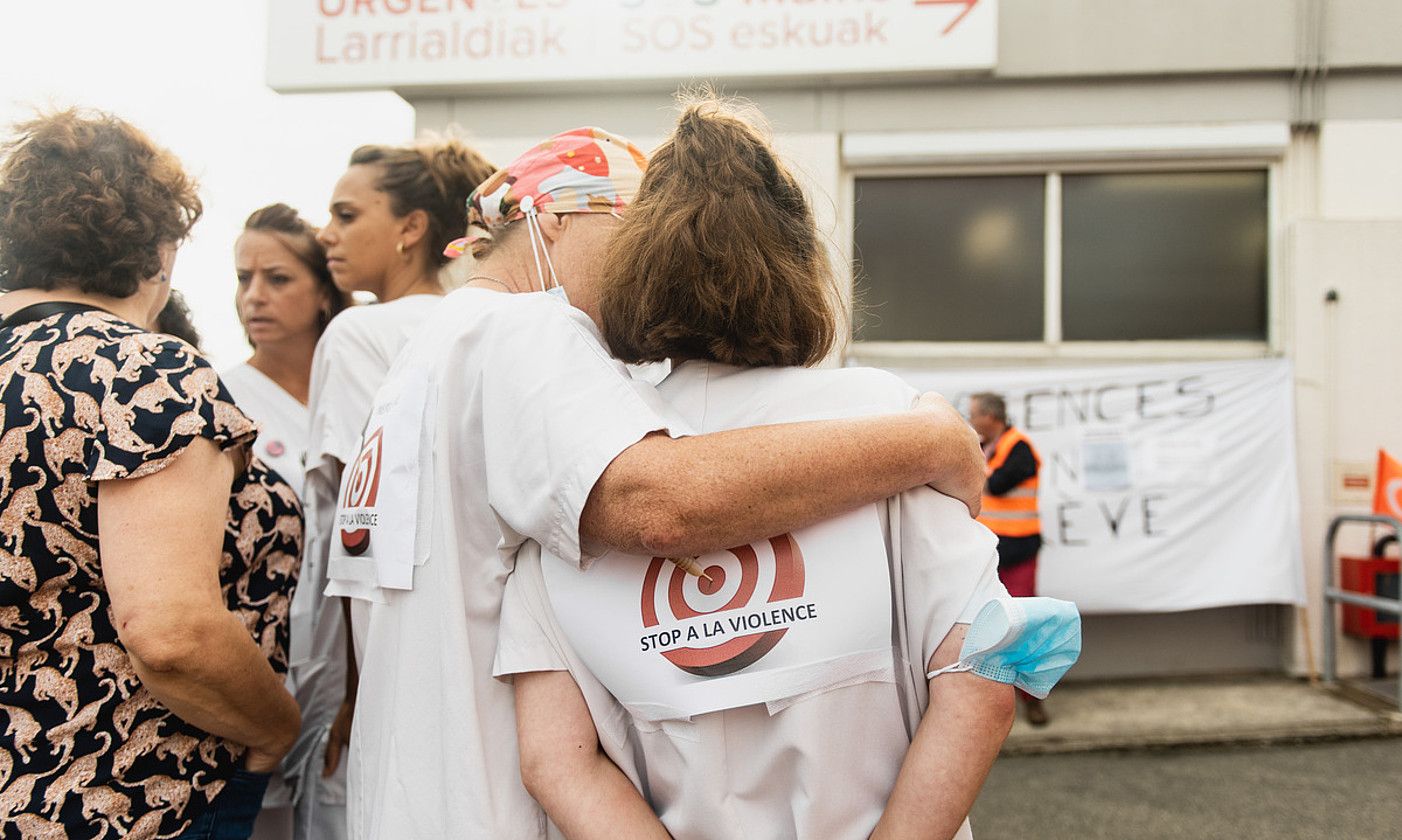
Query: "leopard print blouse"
0 311 302 839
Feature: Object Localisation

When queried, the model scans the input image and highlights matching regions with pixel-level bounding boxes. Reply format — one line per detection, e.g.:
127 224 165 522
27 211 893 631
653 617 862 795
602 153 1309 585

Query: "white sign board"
892 359 1306 614
267 0 997 92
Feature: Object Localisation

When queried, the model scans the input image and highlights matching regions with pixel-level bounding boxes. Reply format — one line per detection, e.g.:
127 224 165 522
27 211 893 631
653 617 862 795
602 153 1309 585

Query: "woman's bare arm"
100 437 301 772
515 671 672 840
323 594 359 777
583 396 983 559
870 625 1016 840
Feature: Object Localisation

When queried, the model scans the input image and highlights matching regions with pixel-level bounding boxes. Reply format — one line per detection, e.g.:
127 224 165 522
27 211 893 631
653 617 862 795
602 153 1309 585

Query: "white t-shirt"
220 362 308 498
343 288 671 840
495 362 1006 840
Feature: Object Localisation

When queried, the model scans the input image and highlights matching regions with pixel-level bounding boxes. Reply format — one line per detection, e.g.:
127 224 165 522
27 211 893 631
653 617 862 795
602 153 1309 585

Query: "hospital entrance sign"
266 0 997 92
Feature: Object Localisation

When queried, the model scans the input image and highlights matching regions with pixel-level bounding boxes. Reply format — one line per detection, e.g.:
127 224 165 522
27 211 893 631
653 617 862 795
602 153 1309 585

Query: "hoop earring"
396 241 405 256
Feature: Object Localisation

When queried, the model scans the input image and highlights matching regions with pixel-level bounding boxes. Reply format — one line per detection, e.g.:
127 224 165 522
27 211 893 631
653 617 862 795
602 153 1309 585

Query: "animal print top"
0 311 302 839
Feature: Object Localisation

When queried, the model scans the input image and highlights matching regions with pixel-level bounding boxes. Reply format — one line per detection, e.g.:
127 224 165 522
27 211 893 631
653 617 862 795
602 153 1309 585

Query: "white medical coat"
341 288 670 840
496 361 1006 840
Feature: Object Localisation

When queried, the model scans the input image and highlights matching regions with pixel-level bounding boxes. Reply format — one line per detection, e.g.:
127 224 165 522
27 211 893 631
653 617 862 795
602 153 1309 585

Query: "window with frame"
853 169 1269 345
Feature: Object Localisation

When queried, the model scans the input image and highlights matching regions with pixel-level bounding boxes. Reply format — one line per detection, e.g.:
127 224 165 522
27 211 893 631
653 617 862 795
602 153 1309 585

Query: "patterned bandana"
444 127 648 259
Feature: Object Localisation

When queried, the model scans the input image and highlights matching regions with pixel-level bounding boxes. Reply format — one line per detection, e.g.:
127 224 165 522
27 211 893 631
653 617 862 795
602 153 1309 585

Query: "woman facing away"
0 110 300 839
303 137 495 778
327 125 996 840
221 204 353 840
497 98 1079 840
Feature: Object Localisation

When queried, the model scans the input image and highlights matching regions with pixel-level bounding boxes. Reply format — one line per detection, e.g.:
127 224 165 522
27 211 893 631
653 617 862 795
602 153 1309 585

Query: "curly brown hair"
599 94 840 368
349 137 495 268
0 109 202 297
243 203 353 336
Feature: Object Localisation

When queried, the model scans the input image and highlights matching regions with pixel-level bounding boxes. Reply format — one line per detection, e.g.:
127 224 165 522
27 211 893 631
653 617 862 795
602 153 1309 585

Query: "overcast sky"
0 0 414 365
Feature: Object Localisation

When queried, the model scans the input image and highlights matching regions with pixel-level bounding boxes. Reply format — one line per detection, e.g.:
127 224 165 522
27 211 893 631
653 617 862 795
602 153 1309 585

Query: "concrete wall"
1284 118 1402 678
1290 219 1402 678
1319 121 1402 218
997 0 1299 78
996 0 1402 77
418 73 1402 142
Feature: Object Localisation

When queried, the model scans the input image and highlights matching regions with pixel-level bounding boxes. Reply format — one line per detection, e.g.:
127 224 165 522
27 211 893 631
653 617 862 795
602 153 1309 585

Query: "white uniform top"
495 362 1006 840
220 363 307 497
308 296 441 661
241 294 438 823
220 362 311 814
343 288 670 840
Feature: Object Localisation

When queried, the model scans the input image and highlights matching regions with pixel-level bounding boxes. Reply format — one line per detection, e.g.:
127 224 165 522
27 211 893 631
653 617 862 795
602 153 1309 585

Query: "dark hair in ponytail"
600 92 840 368
349 138 496 267
242 202 352 336
156 289 202 349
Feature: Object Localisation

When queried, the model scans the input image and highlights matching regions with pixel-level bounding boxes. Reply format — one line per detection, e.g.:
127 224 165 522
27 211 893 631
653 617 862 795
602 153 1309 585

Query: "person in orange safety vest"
969 392 1050 727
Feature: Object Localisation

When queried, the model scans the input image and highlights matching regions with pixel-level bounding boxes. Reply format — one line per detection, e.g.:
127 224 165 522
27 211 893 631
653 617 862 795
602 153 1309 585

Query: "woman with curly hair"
0 109 301 840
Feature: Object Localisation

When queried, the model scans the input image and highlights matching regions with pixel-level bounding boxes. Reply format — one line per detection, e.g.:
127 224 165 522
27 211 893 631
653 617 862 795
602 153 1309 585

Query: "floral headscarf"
445 127 648 258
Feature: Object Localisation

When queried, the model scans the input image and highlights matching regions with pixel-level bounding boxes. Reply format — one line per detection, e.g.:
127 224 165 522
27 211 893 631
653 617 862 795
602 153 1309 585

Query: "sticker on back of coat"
329 365 433 592
543 504 893 721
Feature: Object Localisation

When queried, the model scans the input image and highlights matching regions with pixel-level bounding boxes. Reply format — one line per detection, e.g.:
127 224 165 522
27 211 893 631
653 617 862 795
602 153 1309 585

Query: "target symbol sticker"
339 427 383 556
640 534 806 677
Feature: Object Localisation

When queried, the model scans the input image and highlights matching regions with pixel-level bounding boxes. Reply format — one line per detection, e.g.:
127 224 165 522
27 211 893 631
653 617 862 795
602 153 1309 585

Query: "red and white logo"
640 534 806 677
339 427 383 556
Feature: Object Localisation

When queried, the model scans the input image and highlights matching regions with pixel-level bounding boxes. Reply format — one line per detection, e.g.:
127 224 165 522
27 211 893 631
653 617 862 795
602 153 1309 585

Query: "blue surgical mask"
928 596 1081 699
544 284 570 305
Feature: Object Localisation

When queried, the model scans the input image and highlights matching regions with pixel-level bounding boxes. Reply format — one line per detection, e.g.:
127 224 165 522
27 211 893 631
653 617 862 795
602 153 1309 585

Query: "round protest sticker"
640 534 806 677
339 427 383 556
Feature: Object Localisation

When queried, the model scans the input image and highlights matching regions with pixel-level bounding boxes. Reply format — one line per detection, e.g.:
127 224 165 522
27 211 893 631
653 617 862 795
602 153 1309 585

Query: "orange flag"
1372 449 1402 520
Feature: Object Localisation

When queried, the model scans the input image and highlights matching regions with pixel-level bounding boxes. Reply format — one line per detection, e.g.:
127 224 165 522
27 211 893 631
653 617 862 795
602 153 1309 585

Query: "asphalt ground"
970 737 1402 840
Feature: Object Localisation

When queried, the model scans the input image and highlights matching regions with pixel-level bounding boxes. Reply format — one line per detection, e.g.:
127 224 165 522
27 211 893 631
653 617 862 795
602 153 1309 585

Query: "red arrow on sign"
914 0 981 36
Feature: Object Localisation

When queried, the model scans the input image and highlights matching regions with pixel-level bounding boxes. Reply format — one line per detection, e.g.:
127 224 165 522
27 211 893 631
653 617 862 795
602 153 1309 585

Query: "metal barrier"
1322 513 1402 711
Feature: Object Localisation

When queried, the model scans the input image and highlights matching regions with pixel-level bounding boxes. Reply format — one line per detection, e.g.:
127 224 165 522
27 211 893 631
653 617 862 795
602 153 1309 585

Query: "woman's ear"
400 208 431 250
154 242 178 283
534 212 566 245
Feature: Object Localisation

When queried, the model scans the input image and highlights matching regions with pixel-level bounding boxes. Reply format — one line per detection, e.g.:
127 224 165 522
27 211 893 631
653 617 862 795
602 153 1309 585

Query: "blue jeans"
175 769 272 840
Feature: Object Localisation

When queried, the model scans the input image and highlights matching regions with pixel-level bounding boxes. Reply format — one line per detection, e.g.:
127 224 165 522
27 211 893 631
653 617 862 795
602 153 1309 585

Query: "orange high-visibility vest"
977 427 1041 538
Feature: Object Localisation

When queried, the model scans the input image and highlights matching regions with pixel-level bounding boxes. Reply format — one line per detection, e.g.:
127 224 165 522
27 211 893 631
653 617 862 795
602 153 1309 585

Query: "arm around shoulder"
581 399 985 559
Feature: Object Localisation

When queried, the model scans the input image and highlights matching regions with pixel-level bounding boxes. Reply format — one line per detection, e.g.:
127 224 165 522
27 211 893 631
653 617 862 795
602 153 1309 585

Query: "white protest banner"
267 0 997 92
542 505 893 721
892 359 1305 614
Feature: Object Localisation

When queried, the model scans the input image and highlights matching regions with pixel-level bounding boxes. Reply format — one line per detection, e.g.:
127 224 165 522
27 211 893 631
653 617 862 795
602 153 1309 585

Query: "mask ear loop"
520 195 562 293
535 215 561 292
521 195 547 292
926 661 975 681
